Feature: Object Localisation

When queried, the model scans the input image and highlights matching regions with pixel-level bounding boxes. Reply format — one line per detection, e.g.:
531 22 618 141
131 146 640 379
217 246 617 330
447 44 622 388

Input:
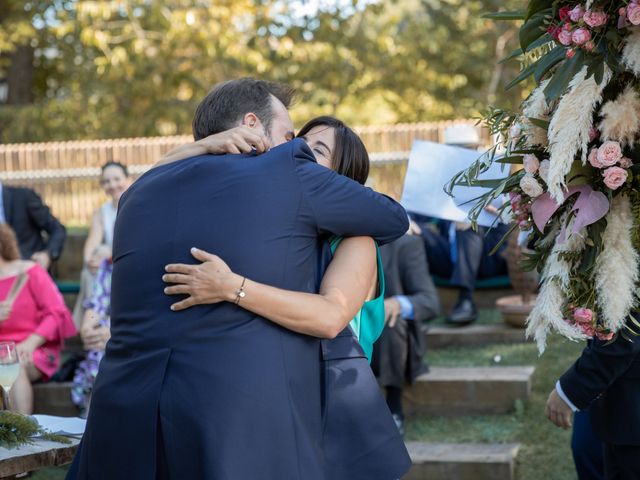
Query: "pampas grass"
595 195 639 331
546 66 611 202
598 85 640 146
522 79 551 147
622 28 640 75
527 231 588 352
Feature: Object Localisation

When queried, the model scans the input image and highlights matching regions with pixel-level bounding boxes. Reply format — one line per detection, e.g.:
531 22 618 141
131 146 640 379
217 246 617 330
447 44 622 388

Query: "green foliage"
0 411 71 448
0 0 524 142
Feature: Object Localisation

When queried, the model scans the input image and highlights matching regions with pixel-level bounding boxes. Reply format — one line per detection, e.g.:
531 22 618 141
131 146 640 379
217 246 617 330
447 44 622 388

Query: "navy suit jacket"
560 313 640 445
68 139 409 479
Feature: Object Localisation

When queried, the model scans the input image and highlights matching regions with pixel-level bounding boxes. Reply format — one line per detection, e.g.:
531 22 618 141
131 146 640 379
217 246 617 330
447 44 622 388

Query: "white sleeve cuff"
555 380 579 412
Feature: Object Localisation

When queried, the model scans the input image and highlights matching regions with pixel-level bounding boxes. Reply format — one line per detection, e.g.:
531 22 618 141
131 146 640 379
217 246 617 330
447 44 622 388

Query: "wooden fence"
0 120 486 226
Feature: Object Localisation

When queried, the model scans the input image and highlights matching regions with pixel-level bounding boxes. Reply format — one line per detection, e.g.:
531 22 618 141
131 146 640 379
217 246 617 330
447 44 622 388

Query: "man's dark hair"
192 78 295 140
297 116 370 185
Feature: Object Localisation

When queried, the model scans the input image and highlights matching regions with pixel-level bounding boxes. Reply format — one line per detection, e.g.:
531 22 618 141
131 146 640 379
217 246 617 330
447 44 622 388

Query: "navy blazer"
68 139 409 479
1 185 66 260
560 313 640 445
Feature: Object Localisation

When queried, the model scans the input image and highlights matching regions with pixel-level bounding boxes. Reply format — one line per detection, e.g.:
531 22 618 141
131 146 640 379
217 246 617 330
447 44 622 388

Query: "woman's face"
301 125 336 170
100 166 130 201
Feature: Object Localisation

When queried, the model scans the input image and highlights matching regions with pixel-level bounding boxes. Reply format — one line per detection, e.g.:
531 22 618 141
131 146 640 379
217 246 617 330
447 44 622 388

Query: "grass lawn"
405 310 586 480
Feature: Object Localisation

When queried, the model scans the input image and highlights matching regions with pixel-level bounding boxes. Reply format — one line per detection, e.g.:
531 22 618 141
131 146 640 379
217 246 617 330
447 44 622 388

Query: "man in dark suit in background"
546 318 640 478
373 233 440 434
0 182 66 269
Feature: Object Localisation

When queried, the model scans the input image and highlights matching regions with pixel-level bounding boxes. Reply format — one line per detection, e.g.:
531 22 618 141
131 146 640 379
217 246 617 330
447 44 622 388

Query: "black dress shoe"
392 413 405 437
446 299 477 326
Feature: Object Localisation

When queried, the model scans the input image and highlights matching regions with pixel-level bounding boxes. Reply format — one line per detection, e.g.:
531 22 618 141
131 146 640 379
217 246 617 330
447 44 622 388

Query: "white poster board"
400 140 506 227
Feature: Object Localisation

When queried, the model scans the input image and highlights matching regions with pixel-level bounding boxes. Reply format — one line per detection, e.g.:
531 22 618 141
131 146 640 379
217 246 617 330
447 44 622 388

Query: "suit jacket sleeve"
397 236 440 322
25 189 66 260
559 314 640 410
292 139 408 245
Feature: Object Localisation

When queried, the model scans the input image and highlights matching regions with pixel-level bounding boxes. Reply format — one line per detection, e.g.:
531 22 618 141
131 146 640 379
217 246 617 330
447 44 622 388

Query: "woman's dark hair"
192 78 295 140
297 116 370 185
101 161 129 177
0 224 21 261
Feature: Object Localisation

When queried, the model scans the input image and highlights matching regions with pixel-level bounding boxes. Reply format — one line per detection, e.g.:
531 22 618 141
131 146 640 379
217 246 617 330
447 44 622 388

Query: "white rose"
538 159 550 184
519 173 544 198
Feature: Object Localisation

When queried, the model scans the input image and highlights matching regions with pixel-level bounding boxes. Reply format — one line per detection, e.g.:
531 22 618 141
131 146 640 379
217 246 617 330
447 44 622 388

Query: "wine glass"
0 342 19 410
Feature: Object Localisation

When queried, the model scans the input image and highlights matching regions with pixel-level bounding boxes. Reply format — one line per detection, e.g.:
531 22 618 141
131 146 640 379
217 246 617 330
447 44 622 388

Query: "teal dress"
329 236 385 362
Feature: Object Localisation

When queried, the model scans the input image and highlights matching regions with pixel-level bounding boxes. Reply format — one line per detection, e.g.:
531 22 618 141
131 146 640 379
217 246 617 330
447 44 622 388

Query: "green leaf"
496 155 524 164
525 0 553 21
533 46 565 83
543 49 585 103
520 11 549 52
482 11 525 20
499 47 524 64
506 60 539 90
527 117 550 130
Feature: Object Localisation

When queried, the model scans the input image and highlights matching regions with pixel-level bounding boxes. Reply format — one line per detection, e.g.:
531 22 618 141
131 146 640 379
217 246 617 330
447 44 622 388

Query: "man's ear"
242 112 260 129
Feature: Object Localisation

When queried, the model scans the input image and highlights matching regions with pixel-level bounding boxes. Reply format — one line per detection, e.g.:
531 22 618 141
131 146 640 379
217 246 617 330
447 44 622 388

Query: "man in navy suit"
546 317 640 479
67 78 410 479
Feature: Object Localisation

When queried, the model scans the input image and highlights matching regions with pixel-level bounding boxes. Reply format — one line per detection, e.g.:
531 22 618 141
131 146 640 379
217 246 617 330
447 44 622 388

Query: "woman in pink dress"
0 224 76 413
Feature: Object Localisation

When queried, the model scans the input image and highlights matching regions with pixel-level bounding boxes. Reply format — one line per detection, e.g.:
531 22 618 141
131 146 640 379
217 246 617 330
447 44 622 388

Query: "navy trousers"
572 410 605 480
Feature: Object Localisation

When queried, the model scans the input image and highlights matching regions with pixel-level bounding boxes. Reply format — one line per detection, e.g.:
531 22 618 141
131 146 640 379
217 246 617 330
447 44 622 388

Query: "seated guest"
0 181 66 270
0 224 76 414
372 234 440 434
73 161 130 327
72 256 112 416
410 125 509 325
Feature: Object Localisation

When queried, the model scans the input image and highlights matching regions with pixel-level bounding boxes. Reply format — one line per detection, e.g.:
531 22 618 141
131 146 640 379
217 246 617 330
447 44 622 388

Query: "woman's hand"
156 126 271 167
195 126 271 155
163 248 242 311
16 335 44 368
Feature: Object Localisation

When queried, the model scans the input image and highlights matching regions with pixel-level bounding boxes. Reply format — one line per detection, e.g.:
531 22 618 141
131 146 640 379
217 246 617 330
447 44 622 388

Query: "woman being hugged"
0 224 76 413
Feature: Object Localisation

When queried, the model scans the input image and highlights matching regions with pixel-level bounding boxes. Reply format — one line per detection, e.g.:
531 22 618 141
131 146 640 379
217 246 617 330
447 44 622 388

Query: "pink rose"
548 24 561 40
558 28 573 46
523 154 540 174
619 156 633 168
566 48 576 59
559 6 571 21
620 7 627 16
628 3 640 24
603 166 628 190
585 40 596 51
597 141 623 166
573 307 593 324
596 331 615 341
588 147 604 168
569 5 586 22
588 126 600 142
583 9 608 27
579 323 596 337
572 27 592 45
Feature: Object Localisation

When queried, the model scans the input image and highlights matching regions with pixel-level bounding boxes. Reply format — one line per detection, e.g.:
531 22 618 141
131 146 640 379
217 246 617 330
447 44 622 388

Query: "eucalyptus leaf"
520 12 549 52
534 46 566 83
543 49 586 103
482 11 526 20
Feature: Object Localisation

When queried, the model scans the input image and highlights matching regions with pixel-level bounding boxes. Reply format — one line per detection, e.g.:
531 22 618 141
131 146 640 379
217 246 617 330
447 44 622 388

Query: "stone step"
33 382 77 417
403 366 534 417
426 323 528 349
404 442 520 480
